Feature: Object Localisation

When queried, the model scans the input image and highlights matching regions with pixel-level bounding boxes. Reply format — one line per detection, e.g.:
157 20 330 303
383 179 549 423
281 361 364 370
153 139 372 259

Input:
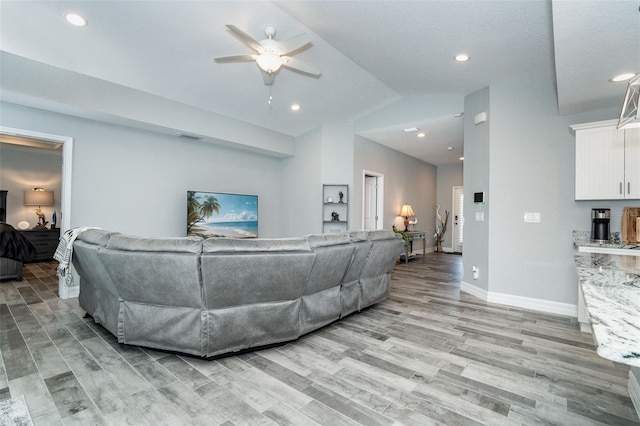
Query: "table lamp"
24 187 54 228
400 203 415 231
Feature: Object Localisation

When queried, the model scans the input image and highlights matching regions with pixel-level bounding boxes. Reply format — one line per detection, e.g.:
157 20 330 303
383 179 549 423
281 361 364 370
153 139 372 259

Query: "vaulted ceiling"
1 1 638 165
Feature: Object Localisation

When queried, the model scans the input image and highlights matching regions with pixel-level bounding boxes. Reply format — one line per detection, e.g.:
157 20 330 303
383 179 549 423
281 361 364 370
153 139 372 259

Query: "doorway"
452 186 464 253
0 126 74 298
363 171 384 230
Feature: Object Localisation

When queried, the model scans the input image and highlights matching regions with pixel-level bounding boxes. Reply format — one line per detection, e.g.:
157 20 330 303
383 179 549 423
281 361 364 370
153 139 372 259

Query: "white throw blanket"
54 227 100 287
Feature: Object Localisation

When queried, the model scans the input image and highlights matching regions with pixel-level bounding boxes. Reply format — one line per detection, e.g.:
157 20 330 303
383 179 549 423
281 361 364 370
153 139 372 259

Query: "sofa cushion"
201 238 314 309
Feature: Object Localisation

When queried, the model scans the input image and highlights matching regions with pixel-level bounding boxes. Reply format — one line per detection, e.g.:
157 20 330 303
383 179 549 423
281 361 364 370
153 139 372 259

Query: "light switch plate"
524 212 541 223
475 212 484 221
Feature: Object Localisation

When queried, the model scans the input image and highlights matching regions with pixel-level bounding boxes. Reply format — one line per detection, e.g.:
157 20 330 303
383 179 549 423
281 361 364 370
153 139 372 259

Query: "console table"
403 231 426 264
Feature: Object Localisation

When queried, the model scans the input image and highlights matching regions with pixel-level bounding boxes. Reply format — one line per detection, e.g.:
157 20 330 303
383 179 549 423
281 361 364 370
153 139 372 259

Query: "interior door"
453 186 464 253
364 176 377 230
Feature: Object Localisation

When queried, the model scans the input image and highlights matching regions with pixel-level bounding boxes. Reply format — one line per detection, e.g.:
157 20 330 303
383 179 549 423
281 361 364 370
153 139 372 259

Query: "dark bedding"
0 223 36 262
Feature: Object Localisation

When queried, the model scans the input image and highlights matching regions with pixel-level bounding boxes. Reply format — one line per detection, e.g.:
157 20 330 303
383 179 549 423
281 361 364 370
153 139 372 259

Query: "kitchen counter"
575 241 640 256
574 252 640 367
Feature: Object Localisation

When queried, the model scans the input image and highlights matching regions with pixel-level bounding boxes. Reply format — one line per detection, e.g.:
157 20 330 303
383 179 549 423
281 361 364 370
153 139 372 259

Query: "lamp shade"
24 190 54 206
400 203 415 217
618 73 640 129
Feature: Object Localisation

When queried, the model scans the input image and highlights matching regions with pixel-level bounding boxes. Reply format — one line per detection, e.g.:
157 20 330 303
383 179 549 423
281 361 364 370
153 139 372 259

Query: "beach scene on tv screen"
187 191 258 238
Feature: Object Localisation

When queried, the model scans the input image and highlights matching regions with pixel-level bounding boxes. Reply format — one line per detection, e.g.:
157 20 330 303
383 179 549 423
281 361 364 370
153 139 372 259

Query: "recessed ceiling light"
454 54 470 62
417 132 425 138
447 146 453 151
459 157 464 161
65 13 88 27
402 127 419 133
290 103 300 111
609 73 636 82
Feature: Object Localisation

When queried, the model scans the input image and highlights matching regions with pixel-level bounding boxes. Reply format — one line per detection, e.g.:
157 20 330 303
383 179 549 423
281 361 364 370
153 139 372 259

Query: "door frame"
0 126 75 298
362 170 384 230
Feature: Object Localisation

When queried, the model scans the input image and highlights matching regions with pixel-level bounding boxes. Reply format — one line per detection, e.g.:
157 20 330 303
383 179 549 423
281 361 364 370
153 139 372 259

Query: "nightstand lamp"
24 187 54 228
399 203 415 231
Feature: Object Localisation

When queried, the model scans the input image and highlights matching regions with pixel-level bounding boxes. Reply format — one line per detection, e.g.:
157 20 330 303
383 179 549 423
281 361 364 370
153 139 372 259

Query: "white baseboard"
460 281 577 317
630 370 640 420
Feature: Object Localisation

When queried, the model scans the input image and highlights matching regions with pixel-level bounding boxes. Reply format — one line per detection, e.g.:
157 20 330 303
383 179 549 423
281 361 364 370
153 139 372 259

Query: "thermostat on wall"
474 192 485 203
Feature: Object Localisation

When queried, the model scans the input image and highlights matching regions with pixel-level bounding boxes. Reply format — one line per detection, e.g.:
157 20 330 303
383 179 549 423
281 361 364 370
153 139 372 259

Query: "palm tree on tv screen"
187 193 221 232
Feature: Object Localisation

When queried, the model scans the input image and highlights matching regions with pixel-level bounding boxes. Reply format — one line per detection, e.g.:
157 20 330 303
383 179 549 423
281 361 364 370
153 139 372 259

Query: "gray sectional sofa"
72 229 403 357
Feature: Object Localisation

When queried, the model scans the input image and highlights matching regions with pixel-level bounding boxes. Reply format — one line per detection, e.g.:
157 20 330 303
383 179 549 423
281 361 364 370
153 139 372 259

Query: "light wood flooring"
1 254 639 425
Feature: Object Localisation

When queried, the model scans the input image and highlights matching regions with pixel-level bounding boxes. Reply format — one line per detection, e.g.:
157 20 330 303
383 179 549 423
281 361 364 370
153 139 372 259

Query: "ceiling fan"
214 25 321 85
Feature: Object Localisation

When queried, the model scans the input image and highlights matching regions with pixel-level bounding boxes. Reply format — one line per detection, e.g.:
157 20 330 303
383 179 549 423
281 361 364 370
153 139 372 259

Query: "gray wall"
352 135 437 244
463 87 491 290
464 79 633 305
1 102 284 237
436 163 463 251
0 143 62 227
280 127 323 237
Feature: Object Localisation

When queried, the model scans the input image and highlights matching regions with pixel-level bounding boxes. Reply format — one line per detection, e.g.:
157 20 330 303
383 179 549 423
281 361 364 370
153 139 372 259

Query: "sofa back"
201 237 315 355
72 229 403 357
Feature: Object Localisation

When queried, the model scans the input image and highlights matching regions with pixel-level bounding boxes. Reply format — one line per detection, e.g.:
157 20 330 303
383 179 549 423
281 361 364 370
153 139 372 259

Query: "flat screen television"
187 191 258 238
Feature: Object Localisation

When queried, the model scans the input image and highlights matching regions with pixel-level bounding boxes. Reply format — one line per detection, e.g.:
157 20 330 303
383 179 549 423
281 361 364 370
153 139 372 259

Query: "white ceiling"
0 1 638 166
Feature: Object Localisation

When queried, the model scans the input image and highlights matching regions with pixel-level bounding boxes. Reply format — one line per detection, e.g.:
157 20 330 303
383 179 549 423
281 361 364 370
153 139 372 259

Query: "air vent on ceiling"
175 132 204 141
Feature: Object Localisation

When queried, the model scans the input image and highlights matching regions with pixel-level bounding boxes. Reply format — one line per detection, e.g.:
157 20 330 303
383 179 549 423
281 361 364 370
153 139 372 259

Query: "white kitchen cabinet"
571 120 640 200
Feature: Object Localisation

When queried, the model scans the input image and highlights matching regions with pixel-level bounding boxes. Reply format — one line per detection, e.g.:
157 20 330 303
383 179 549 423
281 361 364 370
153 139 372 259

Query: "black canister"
591 208 611 242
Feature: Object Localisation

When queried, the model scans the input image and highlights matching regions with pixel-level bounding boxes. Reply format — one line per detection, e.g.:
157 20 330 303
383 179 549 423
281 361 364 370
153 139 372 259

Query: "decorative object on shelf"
322 184 348 233
51 210 57 229
23 187 54 229
399 203 415 231
434 204 450 252
17 221 30 230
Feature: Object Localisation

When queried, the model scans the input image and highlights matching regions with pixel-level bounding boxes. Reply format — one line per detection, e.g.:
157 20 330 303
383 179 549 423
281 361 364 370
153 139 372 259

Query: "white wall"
0 143 62 227
436 163 463 251
352 135 437 244
1 102 284 237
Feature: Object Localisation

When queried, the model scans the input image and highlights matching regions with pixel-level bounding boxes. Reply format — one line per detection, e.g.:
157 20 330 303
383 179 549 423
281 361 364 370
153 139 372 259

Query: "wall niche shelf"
322 184 348 234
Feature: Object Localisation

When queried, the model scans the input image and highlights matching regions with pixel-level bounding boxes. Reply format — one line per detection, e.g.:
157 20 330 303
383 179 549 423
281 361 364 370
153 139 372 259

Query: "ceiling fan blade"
282 56 321 77
278 33 312 55
214 55 256 63
226 25 263 53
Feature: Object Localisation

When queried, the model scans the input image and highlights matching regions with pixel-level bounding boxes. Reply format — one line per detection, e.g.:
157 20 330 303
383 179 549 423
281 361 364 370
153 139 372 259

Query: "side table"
403 231 426 264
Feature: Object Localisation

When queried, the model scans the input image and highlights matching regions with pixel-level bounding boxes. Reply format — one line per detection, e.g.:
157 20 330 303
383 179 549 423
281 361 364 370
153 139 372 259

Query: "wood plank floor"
1 254 638 425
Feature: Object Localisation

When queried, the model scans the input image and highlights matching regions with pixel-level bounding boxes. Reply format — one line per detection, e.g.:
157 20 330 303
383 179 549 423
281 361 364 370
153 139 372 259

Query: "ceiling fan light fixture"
256 53 283 74
617 72 640 129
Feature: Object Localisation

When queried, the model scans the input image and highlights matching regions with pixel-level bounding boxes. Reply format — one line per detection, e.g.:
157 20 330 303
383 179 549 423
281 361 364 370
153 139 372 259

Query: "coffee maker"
591 208 611 242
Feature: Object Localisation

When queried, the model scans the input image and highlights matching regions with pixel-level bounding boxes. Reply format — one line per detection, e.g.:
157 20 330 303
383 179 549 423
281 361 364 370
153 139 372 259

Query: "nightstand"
20 228 60 262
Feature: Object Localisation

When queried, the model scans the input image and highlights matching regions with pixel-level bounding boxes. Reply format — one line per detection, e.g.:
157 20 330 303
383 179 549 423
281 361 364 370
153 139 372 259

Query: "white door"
364 176 377 230
453 186 464 253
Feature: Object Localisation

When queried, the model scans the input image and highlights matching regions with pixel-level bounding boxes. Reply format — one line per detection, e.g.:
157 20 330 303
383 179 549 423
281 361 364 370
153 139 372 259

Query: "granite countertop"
574 252 640 367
